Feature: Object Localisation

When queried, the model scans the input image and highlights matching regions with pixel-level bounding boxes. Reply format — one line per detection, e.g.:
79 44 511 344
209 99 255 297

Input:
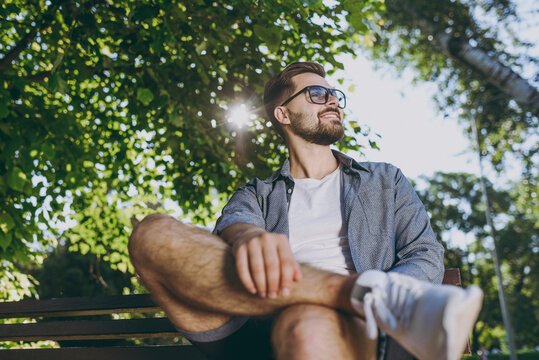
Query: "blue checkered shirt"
214 150 444 283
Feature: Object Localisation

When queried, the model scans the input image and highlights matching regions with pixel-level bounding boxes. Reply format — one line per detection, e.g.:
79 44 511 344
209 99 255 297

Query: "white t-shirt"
288 165 355 275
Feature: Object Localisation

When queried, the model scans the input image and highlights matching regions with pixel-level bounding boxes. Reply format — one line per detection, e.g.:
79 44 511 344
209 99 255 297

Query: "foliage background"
1 0 537 353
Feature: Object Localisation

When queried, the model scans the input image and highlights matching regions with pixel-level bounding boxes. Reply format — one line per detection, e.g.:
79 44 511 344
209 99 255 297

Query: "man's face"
283 73 344 145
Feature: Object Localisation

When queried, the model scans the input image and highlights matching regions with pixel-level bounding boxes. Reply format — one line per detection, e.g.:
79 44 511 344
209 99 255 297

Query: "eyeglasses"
280 85 346 109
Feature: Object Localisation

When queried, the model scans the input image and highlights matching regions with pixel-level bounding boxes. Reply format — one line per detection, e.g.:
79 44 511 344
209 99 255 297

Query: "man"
128 62 483 360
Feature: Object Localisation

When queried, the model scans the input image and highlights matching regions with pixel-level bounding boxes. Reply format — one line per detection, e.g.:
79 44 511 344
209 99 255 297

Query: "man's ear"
274 106 291 125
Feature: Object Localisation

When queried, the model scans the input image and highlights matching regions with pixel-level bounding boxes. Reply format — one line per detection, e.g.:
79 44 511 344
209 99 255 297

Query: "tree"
385 0 538 112
365 0 538 172
32 241 134 298
0 0 383 277
417 172 538 350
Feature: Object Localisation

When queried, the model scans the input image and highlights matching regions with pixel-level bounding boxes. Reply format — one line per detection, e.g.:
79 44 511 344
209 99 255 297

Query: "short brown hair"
264 62 326 138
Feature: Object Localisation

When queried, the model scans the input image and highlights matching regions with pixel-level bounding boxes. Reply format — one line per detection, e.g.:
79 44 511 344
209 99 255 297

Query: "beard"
288 108 344 145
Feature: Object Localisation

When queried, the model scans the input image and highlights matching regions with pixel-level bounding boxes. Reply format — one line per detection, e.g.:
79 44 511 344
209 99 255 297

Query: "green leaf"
41 143 56 160
343 0 366 13
0 231 12 251
137 88 154 106
79 242 90 255
169 112 182 126
0 213 15 233
254 24 282 52
349 13 368 33
6 167 28 192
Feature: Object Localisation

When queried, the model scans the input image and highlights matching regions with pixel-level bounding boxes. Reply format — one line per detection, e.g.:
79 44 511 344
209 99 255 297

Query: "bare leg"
272 304 377 360
128 213 357 333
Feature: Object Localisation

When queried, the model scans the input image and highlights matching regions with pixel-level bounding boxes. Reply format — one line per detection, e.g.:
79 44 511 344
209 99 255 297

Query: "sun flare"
228 103 250 128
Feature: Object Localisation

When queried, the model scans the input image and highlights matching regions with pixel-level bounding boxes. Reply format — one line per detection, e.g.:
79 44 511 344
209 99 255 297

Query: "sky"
333 54 477 181
329 0 537 184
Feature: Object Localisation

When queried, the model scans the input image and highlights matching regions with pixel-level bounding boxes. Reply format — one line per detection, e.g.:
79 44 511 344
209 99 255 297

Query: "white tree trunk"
436 32 539 114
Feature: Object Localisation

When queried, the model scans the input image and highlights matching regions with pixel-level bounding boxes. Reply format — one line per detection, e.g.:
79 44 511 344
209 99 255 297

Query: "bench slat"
0 268 462 320
0 345 205 360
0 318 179 341
442 268 462 286
0 294 159 319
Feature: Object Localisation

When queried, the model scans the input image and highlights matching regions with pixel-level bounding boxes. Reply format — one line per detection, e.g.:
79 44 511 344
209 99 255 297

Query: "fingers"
277 238 297 297
247 239 267 298
235 245 256 294
233 232 300 298
262 237 280 298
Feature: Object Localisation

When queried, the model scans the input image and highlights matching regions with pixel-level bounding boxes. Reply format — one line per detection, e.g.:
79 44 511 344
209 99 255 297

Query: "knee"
272 305 341 353
128 213 176 265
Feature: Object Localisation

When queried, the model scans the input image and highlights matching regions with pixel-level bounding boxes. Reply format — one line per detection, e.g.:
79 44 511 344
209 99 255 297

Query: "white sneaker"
351 270 483 360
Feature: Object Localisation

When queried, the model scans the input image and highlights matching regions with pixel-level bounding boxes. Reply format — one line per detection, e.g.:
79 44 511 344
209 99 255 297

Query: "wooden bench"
0 268 470 359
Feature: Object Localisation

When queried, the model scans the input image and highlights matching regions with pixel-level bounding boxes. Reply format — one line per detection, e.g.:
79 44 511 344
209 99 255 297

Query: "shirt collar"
332 149 370 175
267 149 369 183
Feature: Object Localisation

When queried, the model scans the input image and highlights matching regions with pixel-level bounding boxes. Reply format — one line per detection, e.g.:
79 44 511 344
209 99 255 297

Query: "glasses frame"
280 85 346 109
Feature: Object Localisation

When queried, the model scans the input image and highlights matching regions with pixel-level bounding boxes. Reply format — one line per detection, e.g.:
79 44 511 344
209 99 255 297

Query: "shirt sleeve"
213 181 266 235
389 168 445 284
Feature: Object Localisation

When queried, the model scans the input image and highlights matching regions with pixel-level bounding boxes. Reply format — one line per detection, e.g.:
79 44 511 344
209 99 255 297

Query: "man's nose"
327 93 339 106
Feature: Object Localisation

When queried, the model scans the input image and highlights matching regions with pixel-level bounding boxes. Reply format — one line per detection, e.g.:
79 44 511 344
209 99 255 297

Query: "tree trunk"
384 0 539 115
435 32 539 114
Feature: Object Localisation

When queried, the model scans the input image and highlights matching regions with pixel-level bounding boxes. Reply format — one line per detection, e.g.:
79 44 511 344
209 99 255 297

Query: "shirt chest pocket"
358 189 394 236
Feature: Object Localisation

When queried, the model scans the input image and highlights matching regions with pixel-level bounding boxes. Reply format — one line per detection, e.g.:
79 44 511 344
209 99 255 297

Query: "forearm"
220 222 267 247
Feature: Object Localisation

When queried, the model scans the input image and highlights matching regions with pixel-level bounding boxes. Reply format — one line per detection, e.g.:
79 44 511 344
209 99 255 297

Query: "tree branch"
0 5 59 72
26 71 52 82
0 30 39 71
436 32 539 114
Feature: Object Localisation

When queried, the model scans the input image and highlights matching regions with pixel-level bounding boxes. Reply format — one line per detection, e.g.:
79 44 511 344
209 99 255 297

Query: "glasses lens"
330 89 346 109
308 86 328 104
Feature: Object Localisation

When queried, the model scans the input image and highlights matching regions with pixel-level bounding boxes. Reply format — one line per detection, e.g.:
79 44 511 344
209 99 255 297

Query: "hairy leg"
272 304 377 360
128 213 357 333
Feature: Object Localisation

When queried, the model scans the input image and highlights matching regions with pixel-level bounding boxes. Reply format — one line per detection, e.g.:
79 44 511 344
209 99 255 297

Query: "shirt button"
287 188 292 194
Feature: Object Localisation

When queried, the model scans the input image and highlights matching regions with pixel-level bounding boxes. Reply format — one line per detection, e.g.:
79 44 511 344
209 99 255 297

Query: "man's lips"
319 111 341 121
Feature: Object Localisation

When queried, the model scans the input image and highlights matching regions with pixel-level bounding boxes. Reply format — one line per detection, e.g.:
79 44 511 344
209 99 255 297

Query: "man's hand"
221 223 302 298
